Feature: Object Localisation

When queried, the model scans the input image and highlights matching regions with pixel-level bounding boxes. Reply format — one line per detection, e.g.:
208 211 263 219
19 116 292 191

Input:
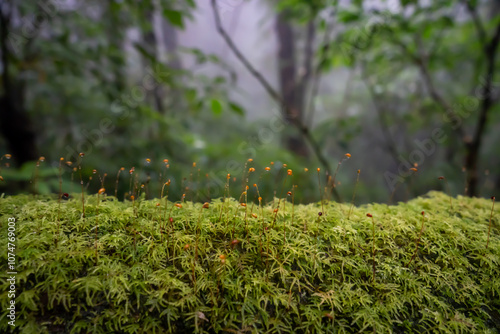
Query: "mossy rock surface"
0 191 499 333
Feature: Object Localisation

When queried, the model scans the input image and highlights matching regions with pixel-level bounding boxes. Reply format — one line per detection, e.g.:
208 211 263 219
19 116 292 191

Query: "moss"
0 191 499 333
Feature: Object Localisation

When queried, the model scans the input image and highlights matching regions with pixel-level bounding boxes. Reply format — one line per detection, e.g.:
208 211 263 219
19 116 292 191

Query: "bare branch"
210 0 282 104
392 36 466 139
462 0 487 47
361 64 401 166
210 0 341 201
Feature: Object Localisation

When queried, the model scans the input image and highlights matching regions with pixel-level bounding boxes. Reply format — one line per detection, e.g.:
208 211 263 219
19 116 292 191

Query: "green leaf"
163 10 184 28
337 9 360 23
210 99 223 116
401 0 418 6
228 102 245 116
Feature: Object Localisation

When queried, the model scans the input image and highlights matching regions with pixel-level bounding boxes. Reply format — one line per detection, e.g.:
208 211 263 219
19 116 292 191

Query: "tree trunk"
107 0 126 95
275 11 310 157
0 96 38 166
141 9 164 114
465 20 500 197
162 19 181 70
0 4 38 166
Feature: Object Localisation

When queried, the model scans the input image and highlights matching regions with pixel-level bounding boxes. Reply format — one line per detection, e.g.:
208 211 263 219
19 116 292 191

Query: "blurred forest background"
1 0 500 204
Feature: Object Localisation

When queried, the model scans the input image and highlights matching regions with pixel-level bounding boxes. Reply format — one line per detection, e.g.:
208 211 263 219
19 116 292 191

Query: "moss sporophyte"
0 156 498 333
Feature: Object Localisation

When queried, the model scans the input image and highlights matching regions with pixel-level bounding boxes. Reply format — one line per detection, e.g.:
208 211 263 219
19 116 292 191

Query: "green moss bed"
1 191 499 333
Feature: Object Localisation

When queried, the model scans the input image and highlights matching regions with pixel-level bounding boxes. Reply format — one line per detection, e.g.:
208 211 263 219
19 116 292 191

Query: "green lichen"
0 191 499 333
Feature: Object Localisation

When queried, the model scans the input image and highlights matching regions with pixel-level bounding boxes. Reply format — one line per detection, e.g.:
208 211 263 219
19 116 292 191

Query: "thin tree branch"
210 0 282 103
361 64 401 166
462 0 487 47
210 0 341 201
461 0 488 92
392 36 466 139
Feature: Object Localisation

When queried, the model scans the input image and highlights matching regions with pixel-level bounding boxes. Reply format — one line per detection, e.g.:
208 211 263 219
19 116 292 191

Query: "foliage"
0 191 499 333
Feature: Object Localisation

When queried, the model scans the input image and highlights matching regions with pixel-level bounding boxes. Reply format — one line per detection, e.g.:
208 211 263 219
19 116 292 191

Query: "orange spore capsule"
366 213 372 217
345 153 351 158
98 188 105 194
203 202 210 209
175 203 182 208
265 167 271 171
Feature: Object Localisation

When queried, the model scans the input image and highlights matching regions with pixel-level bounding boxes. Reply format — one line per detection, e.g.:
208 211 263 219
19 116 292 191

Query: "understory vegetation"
0 190 499 333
